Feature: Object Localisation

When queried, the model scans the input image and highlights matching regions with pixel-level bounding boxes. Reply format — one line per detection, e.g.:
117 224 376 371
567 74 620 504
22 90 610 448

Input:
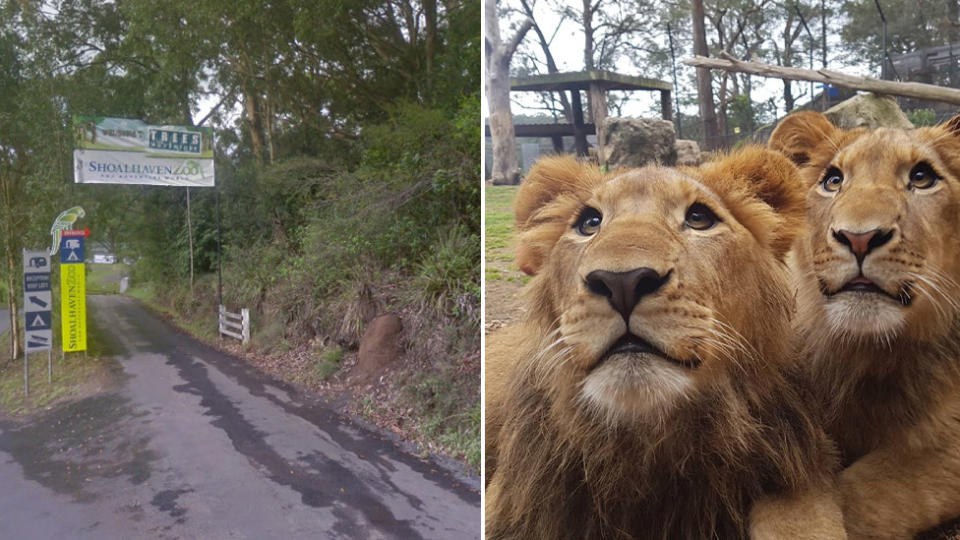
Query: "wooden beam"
683 52 960 106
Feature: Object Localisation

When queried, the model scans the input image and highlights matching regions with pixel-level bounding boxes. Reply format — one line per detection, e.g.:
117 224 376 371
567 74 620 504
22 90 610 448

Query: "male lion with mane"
485 148 845 539
770 111 960 539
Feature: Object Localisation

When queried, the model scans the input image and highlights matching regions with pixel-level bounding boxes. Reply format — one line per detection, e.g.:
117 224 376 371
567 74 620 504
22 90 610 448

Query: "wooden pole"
186 187 194 293
589 82 608 167
684 52 960 106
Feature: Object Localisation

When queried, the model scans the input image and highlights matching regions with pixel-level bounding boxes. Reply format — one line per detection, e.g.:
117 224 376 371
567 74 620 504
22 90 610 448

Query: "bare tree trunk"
692 0 721 150
243 87 265 165
0 169 20 361
485 0 533 185
424 0 437 84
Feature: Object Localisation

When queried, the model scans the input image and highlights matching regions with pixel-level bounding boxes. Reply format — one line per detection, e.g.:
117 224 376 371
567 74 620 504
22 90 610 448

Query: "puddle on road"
168 355 426 538
150 487 193 523
0 393 158 502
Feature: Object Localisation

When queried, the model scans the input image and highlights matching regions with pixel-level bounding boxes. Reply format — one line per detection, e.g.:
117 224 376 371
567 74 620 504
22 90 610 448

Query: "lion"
769 111 960 538
485 148 846 539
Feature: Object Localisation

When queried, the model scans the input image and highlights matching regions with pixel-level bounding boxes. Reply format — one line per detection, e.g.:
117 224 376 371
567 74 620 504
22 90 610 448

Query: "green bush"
908 108 937 127
314 346 344 380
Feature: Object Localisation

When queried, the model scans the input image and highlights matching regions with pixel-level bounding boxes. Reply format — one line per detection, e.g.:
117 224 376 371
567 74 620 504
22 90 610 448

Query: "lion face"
770 112 960 343
514 149 804 423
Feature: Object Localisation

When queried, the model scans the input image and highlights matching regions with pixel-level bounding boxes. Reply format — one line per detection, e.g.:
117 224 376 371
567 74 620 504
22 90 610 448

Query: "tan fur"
770 111 960 538
485 148 844 539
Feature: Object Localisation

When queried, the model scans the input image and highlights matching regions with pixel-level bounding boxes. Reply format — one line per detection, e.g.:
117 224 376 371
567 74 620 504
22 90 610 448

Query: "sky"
486 0 875 122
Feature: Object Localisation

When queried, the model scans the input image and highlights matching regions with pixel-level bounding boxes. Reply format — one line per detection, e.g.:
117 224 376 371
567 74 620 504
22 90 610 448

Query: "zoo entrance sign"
73 116 215 187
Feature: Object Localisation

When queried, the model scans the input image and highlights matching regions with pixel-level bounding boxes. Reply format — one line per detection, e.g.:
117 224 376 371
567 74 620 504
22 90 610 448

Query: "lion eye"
684 203 718 230
909 161 940 189
574 207 602 236
821 167 844 193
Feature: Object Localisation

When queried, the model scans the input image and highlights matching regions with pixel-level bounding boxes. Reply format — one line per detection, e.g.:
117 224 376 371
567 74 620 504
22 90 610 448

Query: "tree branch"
504 18 534 59
685 52 960 105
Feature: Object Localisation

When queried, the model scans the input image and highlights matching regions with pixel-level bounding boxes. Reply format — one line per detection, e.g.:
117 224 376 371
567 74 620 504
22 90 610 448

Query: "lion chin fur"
485 148 843 540
770 110 960 538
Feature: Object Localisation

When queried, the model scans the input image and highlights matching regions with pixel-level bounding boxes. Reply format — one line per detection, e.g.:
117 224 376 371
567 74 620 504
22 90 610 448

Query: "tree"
485 0 533 184
692 0 721 148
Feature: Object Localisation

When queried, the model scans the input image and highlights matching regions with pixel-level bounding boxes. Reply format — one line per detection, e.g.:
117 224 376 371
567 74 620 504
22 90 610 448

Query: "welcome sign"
73 116 214 187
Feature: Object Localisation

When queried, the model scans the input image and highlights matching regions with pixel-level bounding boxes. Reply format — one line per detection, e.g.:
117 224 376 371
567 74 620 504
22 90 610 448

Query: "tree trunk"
485 0 533 185
0 169 20 361
243 88 265 164
784 78 795 112
424 0 437 84
589 82 607 166
519 0 574 122
692 0 721 150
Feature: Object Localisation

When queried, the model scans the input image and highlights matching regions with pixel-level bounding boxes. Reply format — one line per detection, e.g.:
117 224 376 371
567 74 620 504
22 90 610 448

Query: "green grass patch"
485 186 518 251
399 371 480 470
314 346 344 380
0 303 118 417
86 264 127 294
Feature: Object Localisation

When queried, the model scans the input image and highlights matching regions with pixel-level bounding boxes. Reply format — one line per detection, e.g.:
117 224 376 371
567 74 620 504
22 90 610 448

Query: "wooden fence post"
241 308 250 345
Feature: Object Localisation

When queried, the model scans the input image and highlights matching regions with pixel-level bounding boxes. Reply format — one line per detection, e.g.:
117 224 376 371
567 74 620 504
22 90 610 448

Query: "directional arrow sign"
26 291 51 309
26 330 51 349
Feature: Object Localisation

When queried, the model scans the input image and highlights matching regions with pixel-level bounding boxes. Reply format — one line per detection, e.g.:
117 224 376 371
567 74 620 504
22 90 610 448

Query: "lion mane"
485 148 842 539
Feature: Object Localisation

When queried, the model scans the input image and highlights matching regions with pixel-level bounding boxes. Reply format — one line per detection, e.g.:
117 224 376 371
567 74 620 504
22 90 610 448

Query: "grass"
127 279 219 342
314 346 344 380
398 371 480 469
484 185 518 251
0 302 118 417
86 263 127 294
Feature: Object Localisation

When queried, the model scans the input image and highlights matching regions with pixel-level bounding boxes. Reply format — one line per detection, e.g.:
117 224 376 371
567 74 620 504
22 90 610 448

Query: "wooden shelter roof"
510 70 671 93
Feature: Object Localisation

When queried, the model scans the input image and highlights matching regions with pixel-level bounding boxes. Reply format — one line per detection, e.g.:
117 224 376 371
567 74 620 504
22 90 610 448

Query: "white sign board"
73 116 215 187
22 250 52 353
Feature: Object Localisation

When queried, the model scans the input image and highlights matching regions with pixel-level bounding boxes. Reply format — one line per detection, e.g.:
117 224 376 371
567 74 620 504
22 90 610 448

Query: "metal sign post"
23 249 53 396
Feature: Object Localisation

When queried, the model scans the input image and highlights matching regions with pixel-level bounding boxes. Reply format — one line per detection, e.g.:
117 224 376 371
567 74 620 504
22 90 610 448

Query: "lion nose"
585 268 671 321
832 228 894 265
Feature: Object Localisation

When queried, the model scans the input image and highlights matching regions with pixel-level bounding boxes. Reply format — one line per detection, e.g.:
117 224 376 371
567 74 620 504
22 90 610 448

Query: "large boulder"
601 117 677 170
353 313 403 384
823 93 913 130
674 139 703 166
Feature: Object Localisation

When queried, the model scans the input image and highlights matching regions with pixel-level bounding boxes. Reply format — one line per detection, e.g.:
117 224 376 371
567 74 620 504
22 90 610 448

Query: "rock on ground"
674 139 703 166
823 93 914 130
601 117 677 170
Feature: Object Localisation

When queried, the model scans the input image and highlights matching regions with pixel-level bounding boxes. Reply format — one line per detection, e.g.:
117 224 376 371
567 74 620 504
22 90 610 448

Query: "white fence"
218 304 250 345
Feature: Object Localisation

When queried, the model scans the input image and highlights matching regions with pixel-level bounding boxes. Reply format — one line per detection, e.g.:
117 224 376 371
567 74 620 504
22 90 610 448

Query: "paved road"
0 296 480 539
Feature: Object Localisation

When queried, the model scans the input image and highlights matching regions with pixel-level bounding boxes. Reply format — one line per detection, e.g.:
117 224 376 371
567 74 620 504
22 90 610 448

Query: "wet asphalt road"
0 296 480 539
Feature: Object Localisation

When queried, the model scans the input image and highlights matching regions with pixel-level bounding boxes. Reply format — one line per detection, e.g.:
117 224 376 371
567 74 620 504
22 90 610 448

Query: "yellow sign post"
60 233 87 352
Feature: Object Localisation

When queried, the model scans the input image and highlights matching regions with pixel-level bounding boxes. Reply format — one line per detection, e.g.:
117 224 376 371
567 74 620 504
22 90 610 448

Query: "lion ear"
940 114 960 136
514 156 602 275
769 111 838 167
700 147 806 259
